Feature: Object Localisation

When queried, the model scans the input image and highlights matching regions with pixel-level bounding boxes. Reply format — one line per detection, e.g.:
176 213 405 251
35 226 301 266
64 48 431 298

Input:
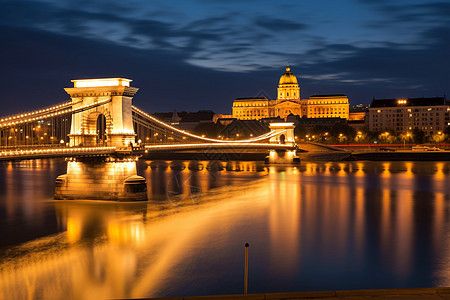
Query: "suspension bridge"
0 78 297 162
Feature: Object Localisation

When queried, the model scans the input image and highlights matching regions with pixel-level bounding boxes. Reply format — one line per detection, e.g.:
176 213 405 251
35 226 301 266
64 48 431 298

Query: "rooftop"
310 94 347 98
234 97 268 101
370 97 447 108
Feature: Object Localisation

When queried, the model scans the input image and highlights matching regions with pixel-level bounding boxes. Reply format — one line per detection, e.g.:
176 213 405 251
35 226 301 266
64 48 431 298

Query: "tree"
294 124 307 139
412 129 426 144
193 122 224 138
330 123 356 144
378 131 396 144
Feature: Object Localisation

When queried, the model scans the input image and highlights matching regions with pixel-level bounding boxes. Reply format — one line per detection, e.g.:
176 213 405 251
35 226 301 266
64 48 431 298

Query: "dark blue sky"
0 0 449 115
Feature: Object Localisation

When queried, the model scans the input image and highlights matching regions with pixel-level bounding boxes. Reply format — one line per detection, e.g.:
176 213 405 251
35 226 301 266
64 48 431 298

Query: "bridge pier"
55 156 147 201
266 149 300 164
265 123 300 164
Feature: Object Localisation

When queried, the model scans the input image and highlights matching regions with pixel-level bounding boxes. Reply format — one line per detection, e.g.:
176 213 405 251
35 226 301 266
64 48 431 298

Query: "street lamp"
401 132 411 148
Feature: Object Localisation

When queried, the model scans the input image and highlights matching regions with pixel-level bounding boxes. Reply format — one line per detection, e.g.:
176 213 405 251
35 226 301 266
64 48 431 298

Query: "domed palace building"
232 65 349 120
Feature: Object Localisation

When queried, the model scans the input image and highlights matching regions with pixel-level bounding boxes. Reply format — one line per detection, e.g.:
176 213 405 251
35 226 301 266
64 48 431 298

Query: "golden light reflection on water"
1 161 450 299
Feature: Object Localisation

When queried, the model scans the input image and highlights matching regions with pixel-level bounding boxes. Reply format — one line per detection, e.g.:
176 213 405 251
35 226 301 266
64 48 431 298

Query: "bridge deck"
0 147 117 161
0 142 295 161
144 143 295 152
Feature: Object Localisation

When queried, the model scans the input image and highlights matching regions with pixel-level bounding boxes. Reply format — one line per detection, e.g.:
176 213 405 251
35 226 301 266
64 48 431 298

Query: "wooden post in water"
244 243 249 294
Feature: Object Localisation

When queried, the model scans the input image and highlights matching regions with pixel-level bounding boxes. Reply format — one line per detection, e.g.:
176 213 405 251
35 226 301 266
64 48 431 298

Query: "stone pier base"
55 158 147 201
266 150 300 164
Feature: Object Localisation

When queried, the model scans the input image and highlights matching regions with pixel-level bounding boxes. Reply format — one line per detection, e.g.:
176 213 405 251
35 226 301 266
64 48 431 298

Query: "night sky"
0 0 449 115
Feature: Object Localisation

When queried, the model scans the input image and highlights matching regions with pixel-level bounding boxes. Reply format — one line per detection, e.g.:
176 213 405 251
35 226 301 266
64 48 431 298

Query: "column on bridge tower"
266 122 299 164
65 78 139 147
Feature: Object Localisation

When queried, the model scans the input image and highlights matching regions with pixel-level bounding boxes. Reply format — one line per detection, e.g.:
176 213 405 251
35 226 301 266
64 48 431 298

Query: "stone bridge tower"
65 78 138 147
267 122 299 164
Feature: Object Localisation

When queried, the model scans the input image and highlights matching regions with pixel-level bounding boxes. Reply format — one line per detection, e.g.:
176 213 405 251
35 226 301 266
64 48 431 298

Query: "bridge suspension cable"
0 100 73 124
0 98 111 128
132 106 282 143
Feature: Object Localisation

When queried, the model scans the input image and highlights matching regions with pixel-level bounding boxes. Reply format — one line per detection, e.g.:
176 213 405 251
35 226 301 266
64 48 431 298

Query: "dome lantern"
279 65 298 85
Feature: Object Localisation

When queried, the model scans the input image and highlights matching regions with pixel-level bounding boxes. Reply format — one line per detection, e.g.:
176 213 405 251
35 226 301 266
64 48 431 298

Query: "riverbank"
127 287 450 300
350 150 450 161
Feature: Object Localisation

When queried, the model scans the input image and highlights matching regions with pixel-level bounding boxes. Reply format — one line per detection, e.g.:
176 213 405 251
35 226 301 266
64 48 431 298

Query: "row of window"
234 103 268 107
375 107 450 113
309 101 347 104
309 107 347 112
279 92 298 98
373 112 442 117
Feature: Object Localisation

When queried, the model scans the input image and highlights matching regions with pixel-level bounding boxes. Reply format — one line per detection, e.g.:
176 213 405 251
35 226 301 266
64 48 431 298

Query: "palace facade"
232 66 349 120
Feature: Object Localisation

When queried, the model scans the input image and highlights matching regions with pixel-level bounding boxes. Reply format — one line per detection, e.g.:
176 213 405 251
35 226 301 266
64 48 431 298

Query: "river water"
1 159 450 299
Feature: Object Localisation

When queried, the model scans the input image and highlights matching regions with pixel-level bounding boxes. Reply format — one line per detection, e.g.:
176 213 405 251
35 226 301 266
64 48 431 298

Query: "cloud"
294 22 450 98
0 0 447 113
254 18 308 32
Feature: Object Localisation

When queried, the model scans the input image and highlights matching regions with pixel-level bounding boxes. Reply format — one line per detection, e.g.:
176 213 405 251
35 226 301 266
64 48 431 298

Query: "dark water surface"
1 159 450 299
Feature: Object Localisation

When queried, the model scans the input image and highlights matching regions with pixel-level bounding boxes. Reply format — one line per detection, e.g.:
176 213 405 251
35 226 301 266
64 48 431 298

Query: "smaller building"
348 104 368 121
366 97 450 135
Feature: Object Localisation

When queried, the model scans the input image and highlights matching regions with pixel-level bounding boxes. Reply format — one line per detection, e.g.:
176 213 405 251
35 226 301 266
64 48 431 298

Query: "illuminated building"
366 97 450 135
306 94 349 119
232 65 349 120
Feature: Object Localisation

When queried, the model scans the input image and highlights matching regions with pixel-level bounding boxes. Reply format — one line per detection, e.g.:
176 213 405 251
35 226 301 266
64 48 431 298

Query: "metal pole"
244 243 249 294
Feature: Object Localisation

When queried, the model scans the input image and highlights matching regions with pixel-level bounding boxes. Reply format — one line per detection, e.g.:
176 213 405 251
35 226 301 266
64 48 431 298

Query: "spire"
286 64 290 72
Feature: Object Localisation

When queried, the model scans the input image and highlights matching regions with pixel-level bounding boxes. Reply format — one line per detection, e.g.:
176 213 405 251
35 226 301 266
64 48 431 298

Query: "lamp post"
404 132 411 149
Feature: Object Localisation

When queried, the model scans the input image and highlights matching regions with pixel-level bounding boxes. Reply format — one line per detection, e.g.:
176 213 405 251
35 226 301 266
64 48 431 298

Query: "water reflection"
1 161 450 299
143 160 267 202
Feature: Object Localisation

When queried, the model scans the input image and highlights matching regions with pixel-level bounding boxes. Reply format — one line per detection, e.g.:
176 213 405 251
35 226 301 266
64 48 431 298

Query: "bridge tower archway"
80 109 112 146
266 122 299 164
268 123 295 146
64 78 139 147
96 114 106 145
